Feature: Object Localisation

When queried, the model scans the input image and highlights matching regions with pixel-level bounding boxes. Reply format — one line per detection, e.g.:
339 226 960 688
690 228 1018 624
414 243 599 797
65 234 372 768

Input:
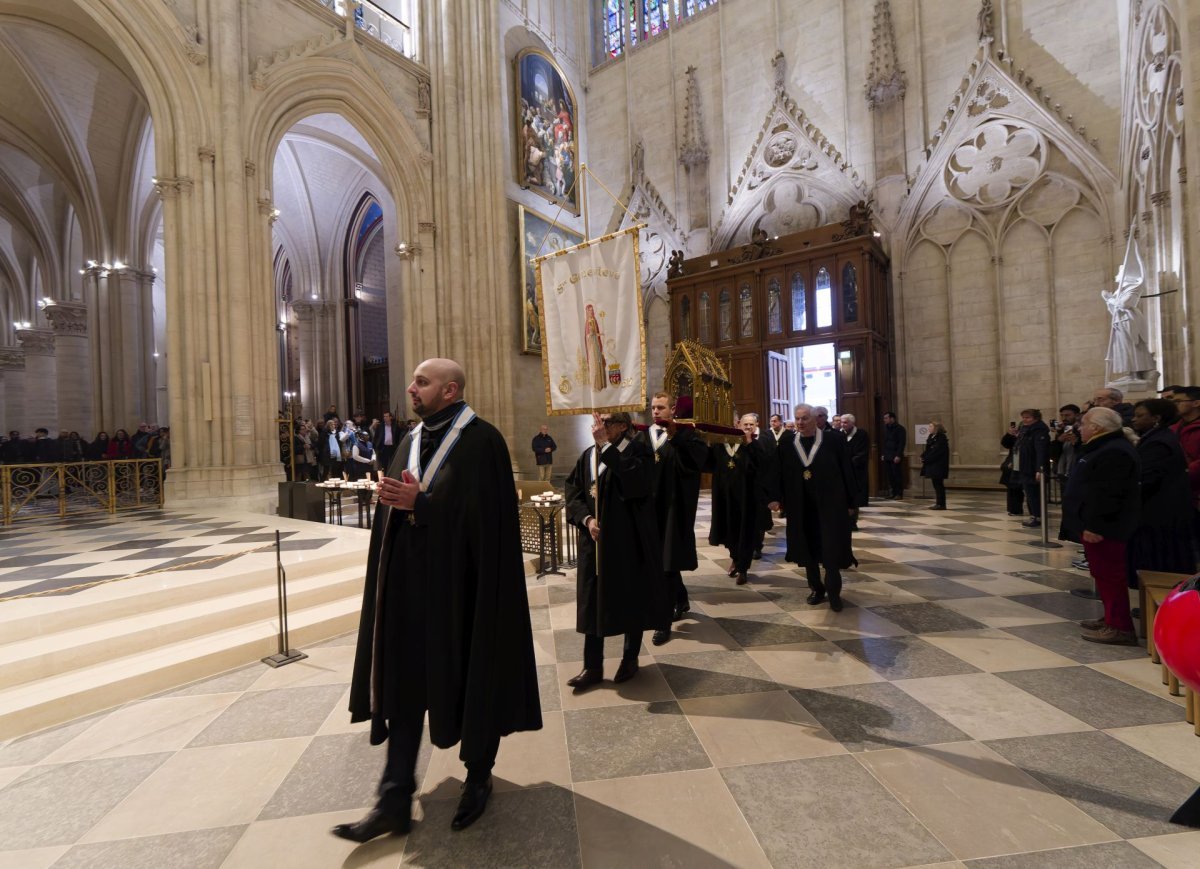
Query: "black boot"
451 777 493 831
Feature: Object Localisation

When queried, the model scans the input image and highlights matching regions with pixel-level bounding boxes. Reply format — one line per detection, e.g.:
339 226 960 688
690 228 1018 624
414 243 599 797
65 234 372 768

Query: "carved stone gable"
712 89 866 250
619 142 686 303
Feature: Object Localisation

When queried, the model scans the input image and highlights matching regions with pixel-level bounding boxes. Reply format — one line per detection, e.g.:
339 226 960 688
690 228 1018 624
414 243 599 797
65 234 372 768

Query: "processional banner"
535 226 646 415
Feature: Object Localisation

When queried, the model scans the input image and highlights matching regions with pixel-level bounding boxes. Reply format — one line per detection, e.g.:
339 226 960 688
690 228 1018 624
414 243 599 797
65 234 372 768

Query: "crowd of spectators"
0 423 170 468
282 405 416 483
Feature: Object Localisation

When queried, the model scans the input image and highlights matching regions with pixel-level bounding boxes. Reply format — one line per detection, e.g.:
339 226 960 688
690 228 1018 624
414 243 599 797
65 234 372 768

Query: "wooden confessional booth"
666 217 894 496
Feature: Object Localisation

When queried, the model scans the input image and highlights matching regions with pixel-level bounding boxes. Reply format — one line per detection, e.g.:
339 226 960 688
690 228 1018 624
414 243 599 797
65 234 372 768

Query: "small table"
318 484 344 525
347 484 377 529
522 501 568 579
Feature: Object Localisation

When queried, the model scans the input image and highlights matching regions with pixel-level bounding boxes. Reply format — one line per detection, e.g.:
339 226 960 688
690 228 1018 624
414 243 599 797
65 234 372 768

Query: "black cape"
844 427 870 507
708 440 773 551
634 425 708 572
565 437 669 635
769 430 857 569
348 417 542 754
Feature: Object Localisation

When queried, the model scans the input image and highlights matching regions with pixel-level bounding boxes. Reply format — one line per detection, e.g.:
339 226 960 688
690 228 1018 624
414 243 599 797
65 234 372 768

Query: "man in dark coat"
635 392 709 646
840 414 870 528
1059 407 1141 645
766 404 857 612
882 412 906 498
531 424 557 481
371 410 404 474
1005 409 1052 528
564 412 669 690
708 414 773 585
338 358 541 843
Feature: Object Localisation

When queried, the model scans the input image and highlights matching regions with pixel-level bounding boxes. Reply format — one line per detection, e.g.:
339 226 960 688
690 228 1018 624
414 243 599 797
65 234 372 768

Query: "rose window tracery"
945 122 1045 207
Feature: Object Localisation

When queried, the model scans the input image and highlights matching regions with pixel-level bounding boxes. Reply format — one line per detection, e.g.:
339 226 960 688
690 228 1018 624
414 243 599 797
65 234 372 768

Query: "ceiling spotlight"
86 260 97 268
112 261 126 270
152 351 160 358
872 231 882 238
79 269 86 275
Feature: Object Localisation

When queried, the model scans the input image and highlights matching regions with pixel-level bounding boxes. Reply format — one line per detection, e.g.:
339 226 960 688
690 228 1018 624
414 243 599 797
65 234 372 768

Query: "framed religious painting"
514 48 579 214
519 204 583 355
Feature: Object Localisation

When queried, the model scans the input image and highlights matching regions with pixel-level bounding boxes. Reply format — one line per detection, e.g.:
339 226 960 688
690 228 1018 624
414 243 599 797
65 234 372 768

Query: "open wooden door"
767 351 791 422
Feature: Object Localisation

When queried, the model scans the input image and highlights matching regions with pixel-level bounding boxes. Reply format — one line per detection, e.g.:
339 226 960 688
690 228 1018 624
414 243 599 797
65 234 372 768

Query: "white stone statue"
1104 229 1158 387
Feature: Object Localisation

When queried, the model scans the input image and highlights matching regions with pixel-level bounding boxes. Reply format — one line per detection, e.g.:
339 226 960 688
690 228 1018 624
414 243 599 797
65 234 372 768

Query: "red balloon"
1153 576 1200 695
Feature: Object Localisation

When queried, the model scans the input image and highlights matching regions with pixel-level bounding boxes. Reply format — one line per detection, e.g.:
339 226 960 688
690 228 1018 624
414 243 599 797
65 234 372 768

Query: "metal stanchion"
1027 470 1062 550
262 530 308 668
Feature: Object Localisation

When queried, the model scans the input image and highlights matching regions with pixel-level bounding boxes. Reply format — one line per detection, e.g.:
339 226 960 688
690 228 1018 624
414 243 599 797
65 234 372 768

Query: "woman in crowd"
106 429 135 460
920 419 950 510
319 418 344 480
1059 407 1141 645
86 431 110 461
347 428 376 481
1126 398 1196 590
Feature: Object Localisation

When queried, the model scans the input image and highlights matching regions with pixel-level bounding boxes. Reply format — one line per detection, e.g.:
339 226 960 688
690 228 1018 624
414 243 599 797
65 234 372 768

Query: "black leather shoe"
672 602 691 622
451 778 492 831
566 668 603 691
613 658 639 683
331 806 410 843
829 596 844 612
727 565 738 577
651 629 670 646
806 589 826 606
736 571 748 585
752 549 763 560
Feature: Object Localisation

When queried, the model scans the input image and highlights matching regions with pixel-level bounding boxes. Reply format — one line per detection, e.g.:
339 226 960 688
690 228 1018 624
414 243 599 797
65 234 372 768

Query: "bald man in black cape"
766 403 857 612
337 358 541 843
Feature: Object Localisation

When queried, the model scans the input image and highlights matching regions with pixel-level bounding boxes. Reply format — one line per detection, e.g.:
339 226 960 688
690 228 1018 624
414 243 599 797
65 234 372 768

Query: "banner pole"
581 162 591 241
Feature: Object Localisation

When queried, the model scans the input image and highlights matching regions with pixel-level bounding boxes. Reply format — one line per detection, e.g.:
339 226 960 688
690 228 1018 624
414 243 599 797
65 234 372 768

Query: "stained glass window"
684 0 715 14
599 0 716 62
842 263 858 323
815 267 832 328
718 289 732 342
790 273 806 332
767 278 782 334
603 0 626 58
644 0 669 38
739 283 753 338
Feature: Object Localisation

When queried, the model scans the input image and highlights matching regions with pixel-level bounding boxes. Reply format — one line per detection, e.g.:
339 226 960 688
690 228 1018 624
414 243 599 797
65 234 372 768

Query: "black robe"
634 425 708 572
565 437 669 635
348 416 542 755
708 440 773 554
770 430 857 569
844 427 870 507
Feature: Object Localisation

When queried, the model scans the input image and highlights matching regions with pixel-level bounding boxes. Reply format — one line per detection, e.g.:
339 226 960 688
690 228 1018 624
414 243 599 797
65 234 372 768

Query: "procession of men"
335 360 869 842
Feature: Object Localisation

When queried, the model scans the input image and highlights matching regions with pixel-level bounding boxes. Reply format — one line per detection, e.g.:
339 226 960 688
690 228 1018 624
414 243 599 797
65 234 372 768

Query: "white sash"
406 404 476 491
793 427 823 468
650 425 668 451
724 443 740 458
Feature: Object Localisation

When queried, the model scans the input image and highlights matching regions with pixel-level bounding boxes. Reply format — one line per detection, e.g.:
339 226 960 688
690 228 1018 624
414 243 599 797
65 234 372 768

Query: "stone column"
15 329 56 431
292 301 318 417
44 301 92 435
425 0 516 439
84 265 157 431
0 349 23 433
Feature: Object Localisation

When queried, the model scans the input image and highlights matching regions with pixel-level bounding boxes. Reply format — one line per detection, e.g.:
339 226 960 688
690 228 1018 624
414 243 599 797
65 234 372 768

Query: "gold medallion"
589 482 598 501
803 469 813 480
654 452 661 463
727 460 736 469
407 513 416 525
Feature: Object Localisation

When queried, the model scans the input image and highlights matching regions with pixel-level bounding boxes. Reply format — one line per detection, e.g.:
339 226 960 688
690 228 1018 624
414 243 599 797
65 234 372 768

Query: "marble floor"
0 493 1198 868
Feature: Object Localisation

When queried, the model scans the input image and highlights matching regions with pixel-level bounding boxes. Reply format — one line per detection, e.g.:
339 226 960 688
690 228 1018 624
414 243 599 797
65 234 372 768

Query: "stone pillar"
292 301 318 417
84 265 157 431
425 0 516 440
44 301 92 435
0 349 23 433
15 329 56 431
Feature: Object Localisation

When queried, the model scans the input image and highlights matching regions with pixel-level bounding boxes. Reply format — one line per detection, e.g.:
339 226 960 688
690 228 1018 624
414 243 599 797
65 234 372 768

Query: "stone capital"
394 242 422 260
292 301 316 322
44 301 88 337
0 346 24 370
16 327 56 357
153 176 194 199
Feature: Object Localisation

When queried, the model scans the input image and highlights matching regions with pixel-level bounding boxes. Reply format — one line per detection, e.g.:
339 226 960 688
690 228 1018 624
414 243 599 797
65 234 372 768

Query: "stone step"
0 595 362 741
0 566 364 691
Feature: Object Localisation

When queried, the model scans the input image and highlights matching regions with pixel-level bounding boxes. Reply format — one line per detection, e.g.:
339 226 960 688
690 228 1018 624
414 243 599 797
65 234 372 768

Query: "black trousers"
727 543 753 573
804 559 843 600
930 478 946 508
583 631 642 669
378 706 500 816
885 460 903 497
1022 481 1042 518
1006 486 1025 515
666 570 688 609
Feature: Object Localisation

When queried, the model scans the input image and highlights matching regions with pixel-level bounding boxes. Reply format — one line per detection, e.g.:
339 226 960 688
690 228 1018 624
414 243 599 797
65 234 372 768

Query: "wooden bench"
1138 569 1199 737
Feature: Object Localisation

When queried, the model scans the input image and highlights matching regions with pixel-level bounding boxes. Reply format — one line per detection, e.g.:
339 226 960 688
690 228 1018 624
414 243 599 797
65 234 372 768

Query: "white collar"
724 442 740 457
793 427 824 466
